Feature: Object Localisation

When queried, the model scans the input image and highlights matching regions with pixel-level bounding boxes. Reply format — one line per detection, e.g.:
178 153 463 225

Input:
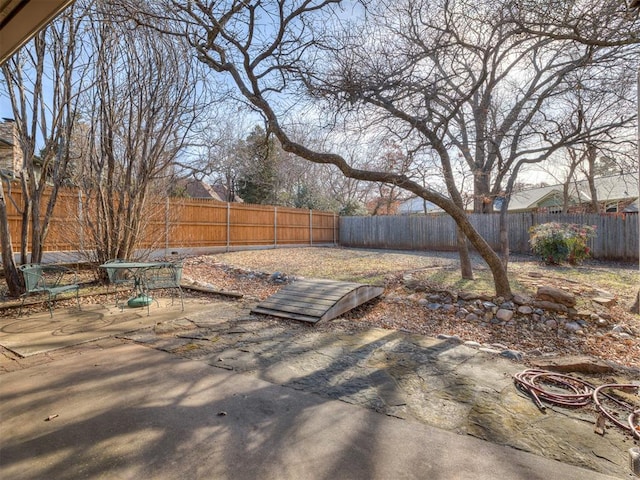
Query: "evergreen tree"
236 126 279 204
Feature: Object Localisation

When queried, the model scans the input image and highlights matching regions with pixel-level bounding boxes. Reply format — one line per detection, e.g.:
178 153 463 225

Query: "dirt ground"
181 246 640 371
2 246 639 370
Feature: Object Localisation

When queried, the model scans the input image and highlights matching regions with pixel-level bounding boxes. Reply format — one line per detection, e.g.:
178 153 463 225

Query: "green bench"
18 264 81 317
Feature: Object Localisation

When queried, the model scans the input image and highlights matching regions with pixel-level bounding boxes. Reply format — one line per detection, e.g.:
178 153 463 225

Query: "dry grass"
191 246 640 369
202 246 640 303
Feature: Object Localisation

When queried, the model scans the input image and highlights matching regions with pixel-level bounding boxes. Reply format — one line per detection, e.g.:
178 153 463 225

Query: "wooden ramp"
252 279 384 324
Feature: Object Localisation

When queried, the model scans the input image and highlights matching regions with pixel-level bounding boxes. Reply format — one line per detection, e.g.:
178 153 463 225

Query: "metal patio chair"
142 261 184 315
18 264 81 317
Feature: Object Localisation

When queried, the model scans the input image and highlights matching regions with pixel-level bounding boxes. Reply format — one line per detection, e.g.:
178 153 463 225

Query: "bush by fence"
340 213 639 262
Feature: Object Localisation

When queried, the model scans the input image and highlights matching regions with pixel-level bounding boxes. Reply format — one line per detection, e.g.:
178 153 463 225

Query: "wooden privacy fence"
5 187 338 254
340 213 639 262
160 198 337 249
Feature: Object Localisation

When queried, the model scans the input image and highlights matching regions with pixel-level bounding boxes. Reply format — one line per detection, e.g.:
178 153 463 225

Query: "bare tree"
1 3 88 295
76 0 205 264
122 0 639 297
148 0 506 293
314 0 636 265
515 0 640 314
509 0 640 47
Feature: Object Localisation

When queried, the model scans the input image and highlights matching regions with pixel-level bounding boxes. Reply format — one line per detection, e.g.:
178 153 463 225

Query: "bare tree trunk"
456 227 474 279
30 194 42 263
0 184 23 296
499 205 509 269
586 144 600 213
631 290 640 315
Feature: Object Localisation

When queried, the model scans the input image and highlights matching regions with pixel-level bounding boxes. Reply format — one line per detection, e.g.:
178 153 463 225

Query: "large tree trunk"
267 123 513 298
457 227 474 279
0 186 23 296
445 199 511 297
499 204 509 269
586 144 600 213
30 194 43 264
474 171 493 213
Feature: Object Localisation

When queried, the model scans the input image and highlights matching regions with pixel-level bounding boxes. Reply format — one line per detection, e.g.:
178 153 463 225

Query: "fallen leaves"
181 249 640 370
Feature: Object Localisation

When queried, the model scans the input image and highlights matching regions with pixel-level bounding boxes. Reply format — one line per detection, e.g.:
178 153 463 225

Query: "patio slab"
0 301 210 357
0 342 619 480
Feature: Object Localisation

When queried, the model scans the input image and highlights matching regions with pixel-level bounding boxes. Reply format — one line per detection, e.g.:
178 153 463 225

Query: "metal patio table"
99 261 170 309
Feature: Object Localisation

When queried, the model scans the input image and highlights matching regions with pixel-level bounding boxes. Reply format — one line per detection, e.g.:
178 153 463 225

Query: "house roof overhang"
0 0 75 65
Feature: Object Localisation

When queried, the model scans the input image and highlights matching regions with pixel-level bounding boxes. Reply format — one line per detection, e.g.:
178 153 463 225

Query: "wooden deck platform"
251 279 384 324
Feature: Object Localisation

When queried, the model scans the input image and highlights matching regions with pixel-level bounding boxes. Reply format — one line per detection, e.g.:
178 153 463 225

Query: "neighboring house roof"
181 179 224 200
507 173 639 212
398 196 442 215
210 183 243 203
176 179 242 202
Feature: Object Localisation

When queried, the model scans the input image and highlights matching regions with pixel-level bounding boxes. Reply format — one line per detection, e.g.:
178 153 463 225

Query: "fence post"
309 209 313 245
77 190 84 252
226 202 231 252
165 197 170 255
274 206 278 247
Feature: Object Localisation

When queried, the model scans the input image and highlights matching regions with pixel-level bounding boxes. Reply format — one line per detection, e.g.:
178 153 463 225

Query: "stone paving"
118 299 639 479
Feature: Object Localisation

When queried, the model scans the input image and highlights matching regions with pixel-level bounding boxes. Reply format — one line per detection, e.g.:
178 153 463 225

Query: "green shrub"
529 222 596 265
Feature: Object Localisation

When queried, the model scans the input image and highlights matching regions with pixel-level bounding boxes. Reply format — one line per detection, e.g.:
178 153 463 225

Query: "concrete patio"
0 298 630 479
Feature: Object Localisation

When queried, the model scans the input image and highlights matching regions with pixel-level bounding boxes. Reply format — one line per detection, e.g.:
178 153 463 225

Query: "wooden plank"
259 296 336 309
284 282 353 293
251 307 321 323
275 287 355 300
257 297 330 312
254 302 326 316
259 283 362 305
265 289 342 300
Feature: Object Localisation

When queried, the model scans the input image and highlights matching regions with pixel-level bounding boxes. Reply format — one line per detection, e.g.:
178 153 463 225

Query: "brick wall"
0 121 22 175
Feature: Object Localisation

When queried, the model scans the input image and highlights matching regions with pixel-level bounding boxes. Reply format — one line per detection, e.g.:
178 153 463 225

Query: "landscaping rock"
533 300 568 313
496 308 514 322
592 296 617 307
500 349 524 361
465 313 480 322
512 294 531 305
564 322 582 333
536 286 576 307
442 304 456 313
530 355 615 374
612 325 633 336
